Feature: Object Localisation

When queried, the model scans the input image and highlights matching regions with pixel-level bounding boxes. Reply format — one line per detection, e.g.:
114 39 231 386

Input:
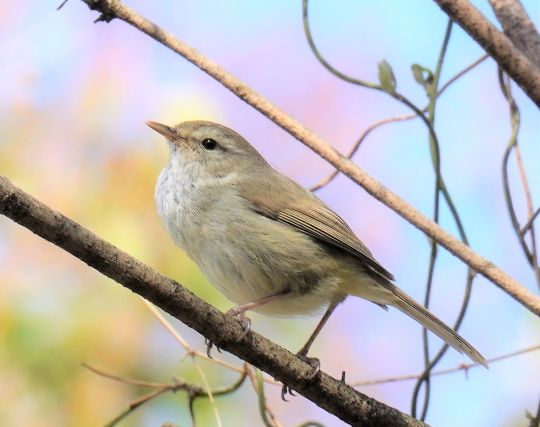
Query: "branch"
83 363 246 426
432 0 540 106
489 0 540 69
352 343 540 387
0 176 425 426
74 0 540 316
521 207 540 237
309 53 489 193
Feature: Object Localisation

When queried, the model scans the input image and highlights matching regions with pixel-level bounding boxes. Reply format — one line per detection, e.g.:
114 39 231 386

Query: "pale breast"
155 164 344 317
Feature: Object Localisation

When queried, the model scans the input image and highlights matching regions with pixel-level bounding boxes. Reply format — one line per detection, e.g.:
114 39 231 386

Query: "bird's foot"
281 352 321 401
204 337 222 359
204 308 251 358
225 307 252 341
297 352 321 379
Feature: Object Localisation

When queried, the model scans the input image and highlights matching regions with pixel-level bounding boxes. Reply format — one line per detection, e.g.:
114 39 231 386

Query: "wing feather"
240 178 394 281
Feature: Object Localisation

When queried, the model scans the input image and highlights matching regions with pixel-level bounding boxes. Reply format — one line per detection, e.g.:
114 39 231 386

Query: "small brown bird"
149 119 488 374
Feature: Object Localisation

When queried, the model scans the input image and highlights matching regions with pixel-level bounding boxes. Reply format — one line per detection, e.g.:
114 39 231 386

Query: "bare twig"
143 299 259 378
193 360 222 427
529 397 540 427
436 54 489 97
57 0 69 10
515 142 540 287
83 362 245 427
105 387 171 427
499 69 540 289
433 0 540 106
72 0 540 316
245 365 283 427
521 207 540 237
311 53 489 194
83 363 169 388
310 114 415 192
254 368 278 427
412 20 471 421
352 344 540 387
489 0 540 69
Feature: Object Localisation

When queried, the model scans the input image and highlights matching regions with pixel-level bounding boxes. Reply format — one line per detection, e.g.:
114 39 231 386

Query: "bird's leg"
205 288 291 357
226 287 292 339
281 301 340 400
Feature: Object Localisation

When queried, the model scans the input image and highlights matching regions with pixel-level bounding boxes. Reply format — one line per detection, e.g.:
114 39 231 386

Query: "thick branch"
75 0 540 315
432 0 540 106
0 176 424 426
489 0 540 69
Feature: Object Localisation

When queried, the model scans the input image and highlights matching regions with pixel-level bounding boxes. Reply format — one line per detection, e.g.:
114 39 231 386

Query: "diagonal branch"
0 176 425 427
432 0 540 106
489 0 540 69
74 0 540 316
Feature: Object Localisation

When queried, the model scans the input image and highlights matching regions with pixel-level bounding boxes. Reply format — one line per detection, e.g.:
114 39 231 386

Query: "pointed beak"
146 121 179 141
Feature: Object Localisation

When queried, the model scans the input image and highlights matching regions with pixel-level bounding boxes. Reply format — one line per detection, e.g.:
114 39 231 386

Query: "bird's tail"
390 287 487 368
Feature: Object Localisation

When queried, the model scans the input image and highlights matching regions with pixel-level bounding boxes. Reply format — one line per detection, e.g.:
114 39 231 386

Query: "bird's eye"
202 138 218 150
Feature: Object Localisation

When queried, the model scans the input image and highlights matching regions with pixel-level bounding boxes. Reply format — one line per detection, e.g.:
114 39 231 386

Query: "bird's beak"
146 121 180 141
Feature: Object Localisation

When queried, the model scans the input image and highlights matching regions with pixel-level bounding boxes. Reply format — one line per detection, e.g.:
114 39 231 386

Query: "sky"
0 1 539 426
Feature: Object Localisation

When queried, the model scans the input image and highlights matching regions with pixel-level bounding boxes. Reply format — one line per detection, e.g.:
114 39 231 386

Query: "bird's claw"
280 352 321 401
203 309 251 358
204 337 221 359
225 308 252 341
297 353 321 380
281 384 296 401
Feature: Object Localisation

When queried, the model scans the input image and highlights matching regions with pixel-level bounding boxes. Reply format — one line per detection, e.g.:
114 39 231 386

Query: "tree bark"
433 0 540 106
489 0 540 69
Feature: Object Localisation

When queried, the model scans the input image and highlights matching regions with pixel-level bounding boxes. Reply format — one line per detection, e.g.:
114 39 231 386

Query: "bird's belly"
195 235 342 317
156 176 344 317
202 259 335 317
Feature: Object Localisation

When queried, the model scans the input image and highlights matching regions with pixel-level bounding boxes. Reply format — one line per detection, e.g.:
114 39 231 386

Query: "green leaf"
411 64 434 95
378 60 396 94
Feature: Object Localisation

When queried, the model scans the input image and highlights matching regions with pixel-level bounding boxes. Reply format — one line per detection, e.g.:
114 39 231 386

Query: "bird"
148 119 488 376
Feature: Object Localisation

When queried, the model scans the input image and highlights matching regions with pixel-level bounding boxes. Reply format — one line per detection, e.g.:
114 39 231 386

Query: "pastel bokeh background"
1 1 539 426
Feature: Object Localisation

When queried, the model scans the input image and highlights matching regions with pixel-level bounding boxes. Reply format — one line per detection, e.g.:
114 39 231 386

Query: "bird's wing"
239 176 394 282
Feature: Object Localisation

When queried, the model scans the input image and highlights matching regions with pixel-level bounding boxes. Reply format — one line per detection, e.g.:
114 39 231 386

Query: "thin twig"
143 299 265 380
530 396 540 427
255 368 275 427
84 364 206 427
310 114 415 192
83 363 169 388
188 367 248 426
514 143 540 288
433 0 540 106
521 207 540 237
499 68 540 291
104 387 171 427
85 361 245 427
352 344 540 387
436 54 489 97
413 19 454 421
193 360 222 427
245 365 283 427
57 0 69 10
311 53 489 193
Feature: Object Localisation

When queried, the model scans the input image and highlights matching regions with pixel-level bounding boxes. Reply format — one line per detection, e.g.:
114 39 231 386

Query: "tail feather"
391 287 488 368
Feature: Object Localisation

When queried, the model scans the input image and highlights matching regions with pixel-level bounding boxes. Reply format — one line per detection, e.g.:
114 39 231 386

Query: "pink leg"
297 301 339 356
227 288 291 317
281 300 341 401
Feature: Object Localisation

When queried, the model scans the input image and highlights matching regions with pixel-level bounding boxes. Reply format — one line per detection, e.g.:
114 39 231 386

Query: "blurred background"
1 1 539 426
